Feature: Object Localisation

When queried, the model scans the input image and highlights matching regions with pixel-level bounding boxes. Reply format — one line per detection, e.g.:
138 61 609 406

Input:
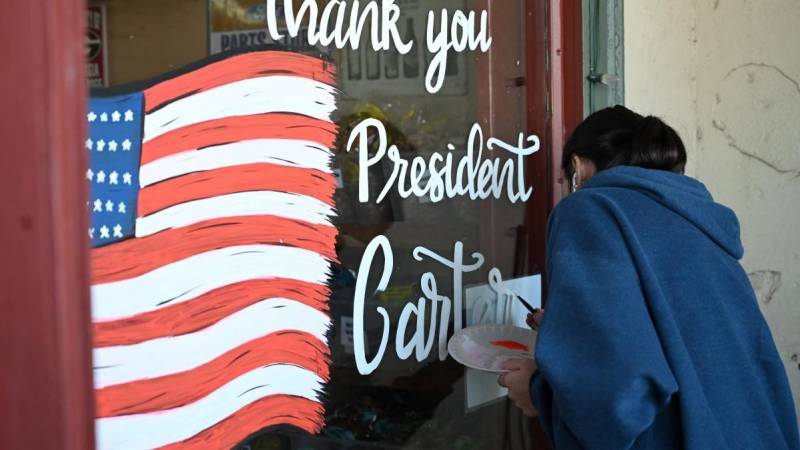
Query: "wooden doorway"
0 0 96 449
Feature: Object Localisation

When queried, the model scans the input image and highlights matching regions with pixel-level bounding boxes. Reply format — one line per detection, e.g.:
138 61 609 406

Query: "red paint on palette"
490 340 530 352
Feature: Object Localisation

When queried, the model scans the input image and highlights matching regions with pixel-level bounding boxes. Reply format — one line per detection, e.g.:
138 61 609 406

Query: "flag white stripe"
139 139 333 187
143 76 336 142
95 364 324 450
93 298 329 388
93 57 339 449
134 190 334 237
91 245 331 321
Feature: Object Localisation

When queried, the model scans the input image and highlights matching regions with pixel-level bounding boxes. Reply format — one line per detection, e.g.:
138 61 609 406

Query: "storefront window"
87 1 546 449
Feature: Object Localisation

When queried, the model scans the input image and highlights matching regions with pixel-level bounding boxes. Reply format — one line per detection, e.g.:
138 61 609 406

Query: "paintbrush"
512 292 537 315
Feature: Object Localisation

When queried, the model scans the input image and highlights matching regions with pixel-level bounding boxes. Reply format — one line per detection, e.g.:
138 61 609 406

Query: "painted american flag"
87 50 338 450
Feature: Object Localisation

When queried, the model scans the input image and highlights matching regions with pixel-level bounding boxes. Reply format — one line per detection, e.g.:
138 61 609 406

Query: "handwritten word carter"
347 118 540 204
265 0 491 93
354 238 475 374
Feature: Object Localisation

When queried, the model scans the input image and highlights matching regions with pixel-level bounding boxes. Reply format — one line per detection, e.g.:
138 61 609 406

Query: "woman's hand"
526 308 545 331
498 358 539 417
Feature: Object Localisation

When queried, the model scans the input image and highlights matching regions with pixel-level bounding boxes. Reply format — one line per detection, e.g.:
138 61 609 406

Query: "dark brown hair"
563 105 687 185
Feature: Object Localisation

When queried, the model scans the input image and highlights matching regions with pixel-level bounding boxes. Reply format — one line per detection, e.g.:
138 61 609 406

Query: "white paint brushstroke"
134 191 335 236
91 245 331 321
93 299 330 388
139 139 332 187
143 76 337 142
95 364 324 450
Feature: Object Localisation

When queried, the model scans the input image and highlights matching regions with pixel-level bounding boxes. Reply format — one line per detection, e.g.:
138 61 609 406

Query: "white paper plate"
448 324 536 373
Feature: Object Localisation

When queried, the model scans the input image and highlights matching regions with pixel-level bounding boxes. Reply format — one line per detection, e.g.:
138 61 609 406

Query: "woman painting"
499 106 800 449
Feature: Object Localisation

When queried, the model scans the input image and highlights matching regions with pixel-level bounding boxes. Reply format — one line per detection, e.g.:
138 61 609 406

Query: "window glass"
87 1 543 449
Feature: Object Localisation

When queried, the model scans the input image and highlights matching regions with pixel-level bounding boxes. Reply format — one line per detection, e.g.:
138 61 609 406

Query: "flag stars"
121 139 132 151
96 170 106 183
88 228 95 239
86 169 94 181
100 112 109 122
108 140 118 152
118 202 126 214
124 110 134 122
122 172 132 185
113 224 123 238
99 226 110 239
111 110 121 122
96 139 106 152
109 171 119 185
93 199 103 212
87 112 97 122
85 138 93 150
105 200 114 212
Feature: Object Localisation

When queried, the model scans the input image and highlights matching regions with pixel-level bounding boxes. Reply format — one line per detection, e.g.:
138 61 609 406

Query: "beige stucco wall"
625 0 800 424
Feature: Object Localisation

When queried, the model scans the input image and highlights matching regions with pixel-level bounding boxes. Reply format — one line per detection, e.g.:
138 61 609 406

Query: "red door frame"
525 0 584 275
0 1 96 450
547 0 585 206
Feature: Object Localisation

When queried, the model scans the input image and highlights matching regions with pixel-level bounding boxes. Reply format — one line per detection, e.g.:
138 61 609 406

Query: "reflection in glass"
348 45 363 81
447 49 459 76
402 18 419 79
385 46 400 79
365 23 381 80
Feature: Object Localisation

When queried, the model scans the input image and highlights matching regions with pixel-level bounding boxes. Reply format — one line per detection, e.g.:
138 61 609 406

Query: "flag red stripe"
144 51 336 113
93 278 330 347
155 395 325 450
92 51 336 448
141 114 337 165
138 163 336 217
91 215 337 285
96 331 329 417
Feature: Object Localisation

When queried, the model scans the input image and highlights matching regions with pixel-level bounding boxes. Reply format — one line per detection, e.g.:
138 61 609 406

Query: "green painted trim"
582 0 625 116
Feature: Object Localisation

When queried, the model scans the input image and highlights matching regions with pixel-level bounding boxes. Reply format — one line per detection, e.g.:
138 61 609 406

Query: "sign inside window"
86 5 107 87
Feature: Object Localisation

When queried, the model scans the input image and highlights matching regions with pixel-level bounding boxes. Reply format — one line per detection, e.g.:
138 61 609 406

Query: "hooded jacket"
531 166 799 450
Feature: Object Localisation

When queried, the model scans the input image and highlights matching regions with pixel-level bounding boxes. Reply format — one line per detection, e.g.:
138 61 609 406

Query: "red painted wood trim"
524 0 554 277
525 0 584 278
0 1 95 449
524 0 551 444
549 0 585 206
523 0 552 448
560 0 585 141
524 0 583 447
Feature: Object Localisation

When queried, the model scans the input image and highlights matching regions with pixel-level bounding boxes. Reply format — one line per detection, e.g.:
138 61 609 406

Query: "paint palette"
448 324 536 373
